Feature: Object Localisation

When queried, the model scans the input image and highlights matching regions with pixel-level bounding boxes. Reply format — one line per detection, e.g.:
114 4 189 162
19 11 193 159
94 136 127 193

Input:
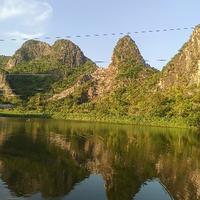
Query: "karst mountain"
0 26 199 126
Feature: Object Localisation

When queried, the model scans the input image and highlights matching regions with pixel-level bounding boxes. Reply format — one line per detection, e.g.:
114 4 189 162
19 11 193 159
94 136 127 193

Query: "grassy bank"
52 112 193 129
0 110 50 119
0 109 197 129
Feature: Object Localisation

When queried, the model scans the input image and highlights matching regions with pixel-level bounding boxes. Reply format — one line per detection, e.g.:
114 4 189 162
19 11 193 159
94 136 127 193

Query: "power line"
0 26 196 42
94 59 168 64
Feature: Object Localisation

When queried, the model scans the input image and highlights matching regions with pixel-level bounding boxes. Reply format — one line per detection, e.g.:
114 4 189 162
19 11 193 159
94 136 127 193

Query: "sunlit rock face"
0 69 14 98
91 36 156 97
0 69 7 89
3 39 94 102
111 35 146 68
6 39 89 70
49 35 157 101
51 40 89 67
6 40 52 70
159 25 200 89
81 36 157 101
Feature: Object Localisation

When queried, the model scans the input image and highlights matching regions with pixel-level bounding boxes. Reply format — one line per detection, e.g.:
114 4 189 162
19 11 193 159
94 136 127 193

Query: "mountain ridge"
159 25 200 89
0 28 199 127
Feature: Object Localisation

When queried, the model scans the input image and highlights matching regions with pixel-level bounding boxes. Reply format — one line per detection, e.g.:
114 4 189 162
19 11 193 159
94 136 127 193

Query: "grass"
0 109 196 129
0 110 50 119
52 112 193 129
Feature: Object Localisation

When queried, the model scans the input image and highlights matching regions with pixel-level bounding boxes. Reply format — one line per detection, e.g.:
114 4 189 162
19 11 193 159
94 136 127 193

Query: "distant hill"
0 27 199 127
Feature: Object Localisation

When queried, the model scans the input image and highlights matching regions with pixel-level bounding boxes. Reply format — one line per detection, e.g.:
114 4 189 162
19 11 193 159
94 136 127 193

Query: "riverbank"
0 109 197 129
0 110 50 119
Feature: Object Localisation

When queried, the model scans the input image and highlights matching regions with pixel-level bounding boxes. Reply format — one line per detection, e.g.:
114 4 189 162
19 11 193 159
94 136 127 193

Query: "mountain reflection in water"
0 118 199 200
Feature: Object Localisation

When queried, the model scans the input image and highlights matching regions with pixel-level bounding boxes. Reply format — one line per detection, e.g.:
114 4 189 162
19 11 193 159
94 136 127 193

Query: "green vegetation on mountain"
0 27 200 128
0 56 9 69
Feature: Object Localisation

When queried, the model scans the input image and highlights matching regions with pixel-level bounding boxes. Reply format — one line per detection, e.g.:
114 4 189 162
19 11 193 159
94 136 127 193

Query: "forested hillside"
0 26 200 127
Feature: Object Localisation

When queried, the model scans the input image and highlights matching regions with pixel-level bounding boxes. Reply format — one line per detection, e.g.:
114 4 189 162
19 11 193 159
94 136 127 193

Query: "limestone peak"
111 35 145 67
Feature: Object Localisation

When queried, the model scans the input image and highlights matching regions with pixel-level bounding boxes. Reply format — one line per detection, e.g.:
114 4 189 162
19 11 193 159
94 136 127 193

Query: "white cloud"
0 0 24 20
7 31 44 40
0 0 53 24
0 0 52 55
35 2 53 23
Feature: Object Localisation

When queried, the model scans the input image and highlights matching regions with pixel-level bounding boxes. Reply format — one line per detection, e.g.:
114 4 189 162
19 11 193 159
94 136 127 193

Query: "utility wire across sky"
0 26 196 42
94 59 168 64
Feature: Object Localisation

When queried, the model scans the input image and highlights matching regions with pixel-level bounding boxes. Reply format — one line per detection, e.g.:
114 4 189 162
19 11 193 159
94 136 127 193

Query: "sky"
0 0 200 69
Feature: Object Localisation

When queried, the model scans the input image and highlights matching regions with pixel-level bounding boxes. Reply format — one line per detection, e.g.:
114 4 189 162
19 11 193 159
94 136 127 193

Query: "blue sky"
0 0 199 69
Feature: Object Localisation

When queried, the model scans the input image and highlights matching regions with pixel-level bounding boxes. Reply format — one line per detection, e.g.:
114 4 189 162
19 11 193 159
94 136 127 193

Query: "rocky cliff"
6 40 51 70
0 68 14 99
6 39 89 70
51 39 89 67
50 35 157 101
0 27 199 126
159 25 200 89
111 35 145 67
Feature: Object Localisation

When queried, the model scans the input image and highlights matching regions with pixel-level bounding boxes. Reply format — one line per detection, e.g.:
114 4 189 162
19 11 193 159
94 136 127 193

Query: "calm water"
0 118 199 200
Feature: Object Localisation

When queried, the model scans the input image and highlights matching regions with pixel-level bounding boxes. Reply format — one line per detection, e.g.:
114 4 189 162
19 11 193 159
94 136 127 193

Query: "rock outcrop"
6 40 51 69
0 68 14 98
50 35 157 101
111 35 146 67
0 27 200 124
6 39 89 70
51 40 89 67
159 25 200 89
91 36 157 98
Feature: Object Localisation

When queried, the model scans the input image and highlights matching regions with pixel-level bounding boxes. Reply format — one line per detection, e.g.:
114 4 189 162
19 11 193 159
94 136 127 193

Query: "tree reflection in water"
0 118 199 200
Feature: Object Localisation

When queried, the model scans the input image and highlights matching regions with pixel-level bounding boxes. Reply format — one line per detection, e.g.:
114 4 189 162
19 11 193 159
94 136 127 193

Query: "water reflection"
134 179 173 200
0 118 199 200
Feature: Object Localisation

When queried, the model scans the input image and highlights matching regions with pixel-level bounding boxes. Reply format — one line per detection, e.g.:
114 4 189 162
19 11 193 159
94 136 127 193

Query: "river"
0 118 199 200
